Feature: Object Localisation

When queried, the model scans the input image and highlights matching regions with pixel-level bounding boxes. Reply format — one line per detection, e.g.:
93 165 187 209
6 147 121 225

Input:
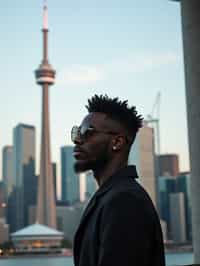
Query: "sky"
0 0 189 183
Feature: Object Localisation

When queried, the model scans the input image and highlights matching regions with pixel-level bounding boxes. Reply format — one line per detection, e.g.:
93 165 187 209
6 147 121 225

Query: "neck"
94 158 128 187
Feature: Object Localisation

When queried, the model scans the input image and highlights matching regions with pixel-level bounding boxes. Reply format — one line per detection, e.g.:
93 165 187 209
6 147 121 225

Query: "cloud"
129 52 179 73
57 51 179 85
57 64 104 85
106 51 179 74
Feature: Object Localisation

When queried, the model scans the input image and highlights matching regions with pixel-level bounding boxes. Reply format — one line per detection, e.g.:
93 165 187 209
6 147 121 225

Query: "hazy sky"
0 0 189 180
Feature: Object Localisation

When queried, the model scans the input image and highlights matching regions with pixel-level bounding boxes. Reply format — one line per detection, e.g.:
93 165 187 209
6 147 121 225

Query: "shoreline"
0 253 73 260
165 246 193 254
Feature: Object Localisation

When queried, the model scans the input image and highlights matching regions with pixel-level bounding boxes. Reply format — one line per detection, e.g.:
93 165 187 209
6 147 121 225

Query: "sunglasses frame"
71 125 120 143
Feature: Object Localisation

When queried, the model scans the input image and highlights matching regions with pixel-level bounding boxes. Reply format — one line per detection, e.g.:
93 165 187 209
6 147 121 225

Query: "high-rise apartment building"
56 203 84 244
169 192 187 243
158 154 179 177
61 146 80 204
0 181 9 243
129 126 156 206
176 173 192 241
158 176 176 239
2 146 13 197
13 123 36 230
0 181 7 222
158 173 192 242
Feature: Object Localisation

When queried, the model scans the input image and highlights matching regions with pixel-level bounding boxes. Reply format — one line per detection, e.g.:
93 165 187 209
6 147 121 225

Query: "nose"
74 134 83 145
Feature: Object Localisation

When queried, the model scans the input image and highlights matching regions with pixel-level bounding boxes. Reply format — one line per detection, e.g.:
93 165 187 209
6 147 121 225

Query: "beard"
74 146 109 174
74 160 96 173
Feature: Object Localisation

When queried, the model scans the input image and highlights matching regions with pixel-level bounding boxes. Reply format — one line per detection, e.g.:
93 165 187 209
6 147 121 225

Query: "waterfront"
0 252 194 266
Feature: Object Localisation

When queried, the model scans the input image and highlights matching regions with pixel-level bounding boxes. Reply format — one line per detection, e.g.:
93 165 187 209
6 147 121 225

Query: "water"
0 253 194 266
0 257 73 266
166 252 194 266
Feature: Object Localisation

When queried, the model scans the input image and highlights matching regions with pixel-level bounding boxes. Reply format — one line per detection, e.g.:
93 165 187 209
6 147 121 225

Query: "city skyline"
0 1 189 180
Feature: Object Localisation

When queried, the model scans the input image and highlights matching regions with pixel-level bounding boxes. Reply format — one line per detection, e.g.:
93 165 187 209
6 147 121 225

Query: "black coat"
73 166 165 266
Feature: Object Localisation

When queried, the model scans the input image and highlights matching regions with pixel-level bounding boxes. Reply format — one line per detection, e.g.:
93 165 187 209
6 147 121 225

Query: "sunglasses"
71 125 119 143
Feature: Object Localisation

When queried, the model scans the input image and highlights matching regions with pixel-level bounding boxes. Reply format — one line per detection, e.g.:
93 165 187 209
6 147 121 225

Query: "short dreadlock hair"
86 94 143 144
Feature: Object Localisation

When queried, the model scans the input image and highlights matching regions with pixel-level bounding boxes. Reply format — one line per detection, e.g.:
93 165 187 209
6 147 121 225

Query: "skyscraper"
158 173 192 242
176 174 192 241
2 146 13 197
0 181 7 222
158 176 176 239
13 124 36 230
35 3 56 228
61 146 80 204
158 154 179 177
0 181 9 244
129 126 157 206
169 192 187 243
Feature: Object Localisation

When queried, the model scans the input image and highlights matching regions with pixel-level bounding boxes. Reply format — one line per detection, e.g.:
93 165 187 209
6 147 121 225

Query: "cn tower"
35 2 57 228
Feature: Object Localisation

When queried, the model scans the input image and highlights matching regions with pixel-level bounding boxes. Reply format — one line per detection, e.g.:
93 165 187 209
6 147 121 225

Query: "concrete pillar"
179 0 200 263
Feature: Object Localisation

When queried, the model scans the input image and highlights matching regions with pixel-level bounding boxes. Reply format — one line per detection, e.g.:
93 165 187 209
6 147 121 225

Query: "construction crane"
144 92 161 155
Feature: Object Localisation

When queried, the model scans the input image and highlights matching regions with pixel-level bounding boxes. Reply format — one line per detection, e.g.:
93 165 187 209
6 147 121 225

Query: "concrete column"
180 0 200 263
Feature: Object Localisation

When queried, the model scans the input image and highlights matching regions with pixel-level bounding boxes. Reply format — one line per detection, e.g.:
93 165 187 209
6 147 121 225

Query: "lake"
0 252 194 266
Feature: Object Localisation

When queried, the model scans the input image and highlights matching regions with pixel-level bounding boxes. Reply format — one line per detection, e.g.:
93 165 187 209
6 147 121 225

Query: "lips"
73 147 86 159
73 151 83 158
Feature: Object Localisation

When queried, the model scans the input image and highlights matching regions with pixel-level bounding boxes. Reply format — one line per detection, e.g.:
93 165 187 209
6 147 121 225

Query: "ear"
111 135 126 151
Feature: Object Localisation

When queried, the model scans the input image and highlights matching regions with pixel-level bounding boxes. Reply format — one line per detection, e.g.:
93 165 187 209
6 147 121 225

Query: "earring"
113 146 117 150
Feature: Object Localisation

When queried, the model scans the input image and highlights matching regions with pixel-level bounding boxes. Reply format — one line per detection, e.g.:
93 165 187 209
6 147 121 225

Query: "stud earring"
113 146 117 150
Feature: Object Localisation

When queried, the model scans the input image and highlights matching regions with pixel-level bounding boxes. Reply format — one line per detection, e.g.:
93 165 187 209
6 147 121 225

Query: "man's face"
73 112 114 173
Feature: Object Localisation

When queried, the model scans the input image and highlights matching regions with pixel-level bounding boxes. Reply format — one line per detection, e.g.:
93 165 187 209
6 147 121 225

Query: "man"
72 94 165 266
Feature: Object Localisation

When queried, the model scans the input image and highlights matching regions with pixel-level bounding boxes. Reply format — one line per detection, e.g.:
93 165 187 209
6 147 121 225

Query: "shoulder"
98 179 159 224
97 189 158 240
102 178 154 209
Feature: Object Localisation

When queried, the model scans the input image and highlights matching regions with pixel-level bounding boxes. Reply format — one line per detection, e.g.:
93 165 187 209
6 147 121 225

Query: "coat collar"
95 165 138 197
80 165 138 222
79 165 138 222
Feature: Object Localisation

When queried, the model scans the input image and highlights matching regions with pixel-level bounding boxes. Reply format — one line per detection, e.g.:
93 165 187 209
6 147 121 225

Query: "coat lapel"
79 195 97 228
73 195 98 264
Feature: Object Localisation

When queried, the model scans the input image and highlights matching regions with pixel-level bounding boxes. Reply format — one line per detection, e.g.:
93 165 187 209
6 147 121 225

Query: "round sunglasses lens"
71 126 79 142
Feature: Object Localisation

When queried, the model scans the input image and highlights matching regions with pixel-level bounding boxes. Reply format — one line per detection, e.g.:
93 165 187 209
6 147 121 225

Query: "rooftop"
11 223 63 237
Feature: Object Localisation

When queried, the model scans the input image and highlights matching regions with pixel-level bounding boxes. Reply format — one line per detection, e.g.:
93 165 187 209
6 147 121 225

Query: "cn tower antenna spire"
43 0 48 30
